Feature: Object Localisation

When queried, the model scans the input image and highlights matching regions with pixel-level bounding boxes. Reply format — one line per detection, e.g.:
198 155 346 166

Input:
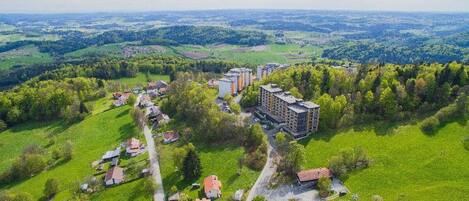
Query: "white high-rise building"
218 78 234 98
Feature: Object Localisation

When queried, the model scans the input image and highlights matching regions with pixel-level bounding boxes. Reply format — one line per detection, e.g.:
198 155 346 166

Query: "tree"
127 94 137 106
379 87 398 118
182 149 201 180
282 141 305 176
289 87 303 99
317 176 331 198
44 178 59 199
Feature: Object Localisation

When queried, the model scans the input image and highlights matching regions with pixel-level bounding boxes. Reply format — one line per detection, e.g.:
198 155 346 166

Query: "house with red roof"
204 175 222 199
104 166 124 186
296 167 332 186
163 131 180 144
125 138 143 156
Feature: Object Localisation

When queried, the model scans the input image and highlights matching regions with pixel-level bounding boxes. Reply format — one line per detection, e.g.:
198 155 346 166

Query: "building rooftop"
219 78 233 83
297 168 332 182
275 93 299 104
260 84 283 93
298 101 320 109
288 105 307 113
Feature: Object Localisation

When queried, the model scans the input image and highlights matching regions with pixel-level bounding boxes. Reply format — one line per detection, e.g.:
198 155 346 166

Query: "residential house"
104 166 124 186
155 80 168 89
139 95 153 108
125 138 142 156
296 167 332 186
113 92 131 107
102 147 121 161
163 131 180 144
204 175 222 199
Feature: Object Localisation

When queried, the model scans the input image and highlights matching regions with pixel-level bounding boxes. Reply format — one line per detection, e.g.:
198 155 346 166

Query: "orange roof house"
204 175 222 198
296 167 332 185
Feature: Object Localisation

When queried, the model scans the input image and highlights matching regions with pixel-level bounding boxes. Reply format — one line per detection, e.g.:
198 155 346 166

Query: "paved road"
136 95 165 201
246 128 278 201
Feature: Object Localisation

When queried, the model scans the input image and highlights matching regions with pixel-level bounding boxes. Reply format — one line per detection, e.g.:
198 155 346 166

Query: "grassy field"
299 118 469 201
0 45 53 70
112 73 170 87
0 100 151 200
159 141 260 200
173 44 320 65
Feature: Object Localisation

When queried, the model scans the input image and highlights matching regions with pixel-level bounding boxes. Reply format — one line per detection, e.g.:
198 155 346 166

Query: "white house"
204 175 222 199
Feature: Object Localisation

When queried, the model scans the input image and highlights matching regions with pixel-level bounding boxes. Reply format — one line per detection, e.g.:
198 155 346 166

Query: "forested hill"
322 40 467 64
0 26 268 55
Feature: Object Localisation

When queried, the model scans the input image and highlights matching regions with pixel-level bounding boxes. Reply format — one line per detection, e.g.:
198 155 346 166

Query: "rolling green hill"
300 118 469 200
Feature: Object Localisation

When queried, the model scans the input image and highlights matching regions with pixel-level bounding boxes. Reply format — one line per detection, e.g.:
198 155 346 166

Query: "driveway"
246 127 278 201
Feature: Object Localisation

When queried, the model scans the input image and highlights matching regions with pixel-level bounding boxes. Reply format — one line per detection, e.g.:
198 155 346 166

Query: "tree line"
241 62 469 130
0 77 106 127
0 55 251 87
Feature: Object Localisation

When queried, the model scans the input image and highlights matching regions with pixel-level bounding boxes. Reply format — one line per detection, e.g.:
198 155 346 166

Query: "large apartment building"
256 63 289 80
259 84 320 138
218 68 253 98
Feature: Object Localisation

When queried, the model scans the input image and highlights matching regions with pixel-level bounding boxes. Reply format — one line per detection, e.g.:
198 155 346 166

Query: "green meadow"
300 118 469 201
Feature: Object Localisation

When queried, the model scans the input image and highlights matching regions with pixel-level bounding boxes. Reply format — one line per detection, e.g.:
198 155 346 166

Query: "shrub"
464 136 469 151
253 195 267 201
62 141 73 161
44 178 59 199
328 147 370 177
420 117 440 133
0 190 33 201
0 119 7 132
317 176 332 198
245 148 267 170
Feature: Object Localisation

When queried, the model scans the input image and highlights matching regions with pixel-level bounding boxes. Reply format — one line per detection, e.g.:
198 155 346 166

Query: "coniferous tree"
182 149 201 180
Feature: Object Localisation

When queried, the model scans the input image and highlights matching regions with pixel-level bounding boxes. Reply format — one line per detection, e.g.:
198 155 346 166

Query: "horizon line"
1 8 468 15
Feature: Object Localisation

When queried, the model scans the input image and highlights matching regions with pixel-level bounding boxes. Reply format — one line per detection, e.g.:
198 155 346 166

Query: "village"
93 63 353 201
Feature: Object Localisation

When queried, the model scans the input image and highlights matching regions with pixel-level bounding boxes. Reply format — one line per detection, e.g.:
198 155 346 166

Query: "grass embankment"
300 119 469 201
159 141 260 200
0 101 151 200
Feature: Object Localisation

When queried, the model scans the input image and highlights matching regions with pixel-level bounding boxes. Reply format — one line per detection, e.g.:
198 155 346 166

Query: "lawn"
299 119 469 201
0 102 151 200
159 142 260 200
112 73 170 87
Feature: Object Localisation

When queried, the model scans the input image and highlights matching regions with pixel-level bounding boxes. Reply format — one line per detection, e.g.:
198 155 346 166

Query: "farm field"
0 103 150 200
0 45 53 70
299 118 469 201
173 43 321 64
159 142 260 200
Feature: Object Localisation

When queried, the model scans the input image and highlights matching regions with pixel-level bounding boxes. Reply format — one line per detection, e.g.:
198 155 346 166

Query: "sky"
0 0 468 13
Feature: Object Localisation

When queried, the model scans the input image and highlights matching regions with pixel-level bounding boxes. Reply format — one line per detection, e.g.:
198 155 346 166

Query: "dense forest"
322 41 467 64
0 77 106 128
241 62 469 130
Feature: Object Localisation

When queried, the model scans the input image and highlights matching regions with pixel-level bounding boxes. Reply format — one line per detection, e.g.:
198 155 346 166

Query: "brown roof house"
125 138 143 157
105 166 124 186
204 175 222 199
163 131 180 144
296 167 332 186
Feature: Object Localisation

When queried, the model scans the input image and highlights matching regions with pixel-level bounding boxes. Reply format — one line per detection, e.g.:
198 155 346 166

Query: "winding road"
136 95 165 201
